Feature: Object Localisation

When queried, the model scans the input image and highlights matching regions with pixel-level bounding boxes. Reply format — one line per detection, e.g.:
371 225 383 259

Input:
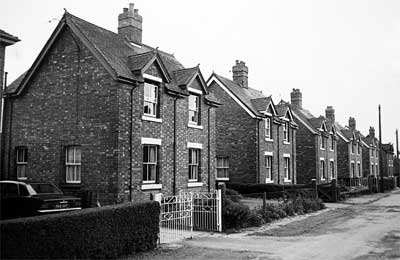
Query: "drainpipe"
0 72 7 178
207 107 211 192
129 83 136 201
173 97 177 195
257 119 260 183
277 122 280 184
292 128 295 184
7 99 13 180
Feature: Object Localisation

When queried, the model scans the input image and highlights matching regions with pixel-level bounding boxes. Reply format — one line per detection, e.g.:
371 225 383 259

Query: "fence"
156 190 222 244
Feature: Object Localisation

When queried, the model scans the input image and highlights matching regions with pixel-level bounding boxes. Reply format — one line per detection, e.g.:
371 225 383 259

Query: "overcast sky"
1 0 399 147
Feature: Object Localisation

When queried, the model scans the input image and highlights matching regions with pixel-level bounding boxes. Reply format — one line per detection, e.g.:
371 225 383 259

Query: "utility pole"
396 129 399 158
379 105 384 193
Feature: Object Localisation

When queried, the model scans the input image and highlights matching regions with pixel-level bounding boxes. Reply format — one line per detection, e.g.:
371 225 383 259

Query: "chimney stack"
232 60 248 88
118 3 143 45
349 117 356 131
290 89 302 109
369 126 375 138
325 106 335 123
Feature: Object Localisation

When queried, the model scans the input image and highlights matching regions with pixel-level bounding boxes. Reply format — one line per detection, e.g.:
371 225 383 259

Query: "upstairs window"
264 118 271 139
216 156 229 179
330 137 335 150
16 147 28 180
351 143 356 154
66 146 81 183
188 94 200 125
320 136 325 149
143 82 158 117
283 122 289 142
357 144 361 154
189 149 200 181
143 145 158 183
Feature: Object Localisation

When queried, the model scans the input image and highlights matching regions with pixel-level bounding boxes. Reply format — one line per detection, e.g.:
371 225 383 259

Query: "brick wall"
208 80 257 184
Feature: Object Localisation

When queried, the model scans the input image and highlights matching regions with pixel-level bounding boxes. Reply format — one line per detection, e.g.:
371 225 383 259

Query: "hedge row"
1 201 160 259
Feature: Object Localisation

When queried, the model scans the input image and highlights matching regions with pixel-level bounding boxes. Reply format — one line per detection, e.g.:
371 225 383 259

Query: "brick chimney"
232 60 248 88
369 126 375 138
118 3 143 45
349 117 356 131
290 89 302 109
325 106 335 123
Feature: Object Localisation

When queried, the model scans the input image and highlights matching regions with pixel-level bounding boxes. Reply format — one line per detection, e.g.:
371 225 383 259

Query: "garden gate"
156 190 222 244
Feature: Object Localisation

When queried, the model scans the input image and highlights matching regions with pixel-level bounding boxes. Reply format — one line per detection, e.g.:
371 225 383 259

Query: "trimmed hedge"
226 183 314 199
1 201 160 259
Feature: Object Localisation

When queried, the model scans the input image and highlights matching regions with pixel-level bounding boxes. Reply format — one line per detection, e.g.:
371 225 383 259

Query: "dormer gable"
174 67 208 95
128 51 171 83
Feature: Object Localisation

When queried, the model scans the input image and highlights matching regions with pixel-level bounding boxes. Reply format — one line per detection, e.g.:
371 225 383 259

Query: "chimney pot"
349 117 356 131
369 126 375 137
290 88 302 109
232 60 248 88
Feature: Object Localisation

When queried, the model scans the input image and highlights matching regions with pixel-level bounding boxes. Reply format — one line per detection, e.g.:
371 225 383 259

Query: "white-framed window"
264 118 271 139
216 156 229 179
265 155 273 182
143 82 158 117
375 163 379 175
371 163 374 175
351 162 355 177
284 157 290 181
320 136 325 149
66 146 81 183
189 148 200 181
330 160 335 179
357 144 361 154
357 162 361 177
283 122 289 142
351 142 356 154
189 94 200 125
16 147 28 180
143 145 158 183
330 137 335 151
320 160 326 180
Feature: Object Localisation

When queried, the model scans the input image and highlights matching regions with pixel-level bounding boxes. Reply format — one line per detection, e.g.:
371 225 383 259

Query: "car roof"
0 180 27 185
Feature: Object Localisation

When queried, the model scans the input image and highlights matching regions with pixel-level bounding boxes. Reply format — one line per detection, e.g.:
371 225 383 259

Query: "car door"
0 183 20 219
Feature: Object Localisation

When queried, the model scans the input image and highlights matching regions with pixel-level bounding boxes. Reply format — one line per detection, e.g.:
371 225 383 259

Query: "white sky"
1 0 399 147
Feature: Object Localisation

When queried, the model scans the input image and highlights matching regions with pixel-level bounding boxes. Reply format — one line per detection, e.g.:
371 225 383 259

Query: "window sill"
283 178 291 183
216 177 229 181
17 177 27 181
188 124 203 130
266 179 274 184
187 182 203 188
141 183 162 190
142 115 162 123
330 149 334 152
265 138 273 142
320 148 325 151
283 141 290 145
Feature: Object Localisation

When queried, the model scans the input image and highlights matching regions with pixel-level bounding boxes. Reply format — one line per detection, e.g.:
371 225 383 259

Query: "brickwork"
336 139 363 178
362 147 379 177
2 26 217 205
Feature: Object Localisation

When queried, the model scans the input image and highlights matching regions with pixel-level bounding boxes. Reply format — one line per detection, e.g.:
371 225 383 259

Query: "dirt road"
125 190 400 260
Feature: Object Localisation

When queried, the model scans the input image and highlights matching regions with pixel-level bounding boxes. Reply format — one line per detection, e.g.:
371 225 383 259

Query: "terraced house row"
0 4 397 205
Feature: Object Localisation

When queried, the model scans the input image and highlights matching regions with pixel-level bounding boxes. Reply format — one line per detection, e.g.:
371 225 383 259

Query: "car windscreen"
29 183 63 194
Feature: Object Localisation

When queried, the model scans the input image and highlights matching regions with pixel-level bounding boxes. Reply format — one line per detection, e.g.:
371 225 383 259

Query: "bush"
223 198 251 230
225 188 243 203
226 183 313 199
1 201 160 259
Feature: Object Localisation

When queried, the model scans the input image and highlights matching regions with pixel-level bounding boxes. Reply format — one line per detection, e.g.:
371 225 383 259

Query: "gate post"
331 179 337 202
217 182 226 232
311 179 318 199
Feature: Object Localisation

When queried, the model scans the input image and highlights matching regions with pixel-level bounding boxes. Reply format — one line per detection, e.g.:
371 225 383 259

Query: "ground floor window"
320 160 326 180
189 149 200 181
357 162 361 177
265 156 273 182
66 146 81 183
351 162 355 177
143 145 158 183
284 157 290 181
330 160 335 179
216 156 229 179
16 147 28 180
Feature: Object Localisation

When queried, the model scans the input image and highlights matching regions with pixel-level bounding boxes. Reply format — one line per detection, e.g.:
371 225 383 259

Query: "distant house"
381 143 395 177
0 29 20 179
362 127 380 177
207 61 297 185
335 117 364 179
286 89 337 184
1 4 220 205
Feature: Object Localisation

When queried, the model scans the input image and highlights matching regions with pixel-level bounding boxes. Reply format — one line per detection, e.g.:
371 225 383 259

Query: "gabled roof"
251 96 277 116
284 102 319 134
363 133 378 147
207 73 266 118
382 143 394 154
0 29 20 45
275 102 298 127
5 11 188 96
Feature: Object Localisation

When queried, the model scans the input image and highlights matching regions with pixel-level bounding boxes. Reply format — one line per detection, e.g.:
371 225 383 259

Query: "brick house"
335 117 364 179
0 29 20 180
361 127 380 177
1 4 220 205
207 61 297 185
285 89 337 184
381 143 395 177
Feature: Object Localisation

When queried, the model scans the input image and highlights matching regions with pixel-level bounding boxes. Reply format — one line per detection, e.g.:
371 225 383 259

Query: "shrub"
1 201 160 259
243 211 264 228
283 201 295 216
223 198 251 230
225 188 243 203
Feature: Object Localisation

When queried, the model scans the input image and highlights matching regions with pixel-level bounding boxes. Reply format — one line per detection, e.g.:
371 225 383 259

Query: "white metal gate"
156 190 222 244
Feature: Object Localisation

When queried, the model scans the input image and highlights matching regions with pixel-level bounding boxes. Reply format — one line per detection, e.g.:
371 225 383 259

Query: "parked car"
0 180 81 220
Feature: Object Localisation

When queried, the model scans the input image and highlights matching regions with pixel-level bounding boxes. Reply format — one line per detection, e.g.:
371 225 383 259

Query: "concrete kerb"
341 188 400 205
